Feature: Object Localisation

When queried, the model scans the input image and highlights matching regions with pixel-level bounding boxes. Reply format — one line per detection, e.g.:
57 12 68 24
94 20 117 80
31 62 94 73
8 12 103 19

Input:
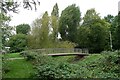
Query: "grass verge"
3 59 36 78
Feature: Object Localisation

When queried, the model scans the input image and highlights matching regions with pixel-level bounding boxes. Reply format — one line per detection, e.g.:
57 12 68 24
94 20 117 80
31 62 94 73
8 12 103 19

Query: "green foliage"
3 50 120 78
34 53 79 78
56 41 76 48
97 51 120 78
16 24 30 34
20 51 37 61
51 3 59 18
59 4 81 42
28 11 52 49
83 8 100 25
104 14 114 24
50 15 59 43
77 26 89 48
8 34 27 52
34 50 120 78
104 14 118 50
2 25 13 48
0 13 11 49
114 11 120 50
78 9 110 53
50 3 59 42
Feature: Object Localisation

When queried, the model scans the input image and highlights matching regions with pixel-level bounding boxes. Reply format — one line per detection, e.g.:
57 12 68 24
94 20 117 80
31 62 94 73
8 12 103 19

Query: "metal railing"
30 48 89 54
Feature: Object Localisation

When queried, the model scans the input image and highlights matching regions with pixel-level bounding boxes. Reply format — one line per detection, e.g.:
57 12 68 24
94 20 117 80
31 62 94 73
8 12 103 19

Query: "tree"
51 3 59 18
77 26 90 48
0 13 12 49
40 11 50 48
28 11 51 49
16 24 30 34
0 0 40 51
114 11 120 49
1 0 40 13
50 3 59 43
8 34 27 52
59 4 81 42
104 15 114 24
78 9 110 53
28 18 41 49
104 15 118 50
82 8 100 26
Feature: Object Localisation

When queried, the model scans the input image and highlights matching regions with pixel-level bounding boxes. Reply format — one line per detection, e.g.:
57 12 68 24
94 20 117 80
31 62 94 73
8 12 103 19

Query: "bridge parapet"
30 48 89 54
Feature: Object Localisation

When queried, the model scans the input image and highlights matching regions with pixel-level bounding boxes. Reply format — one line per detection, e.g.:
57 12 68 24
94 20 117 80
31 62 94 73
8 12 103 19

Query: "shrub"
8 34 27 53
20 51 38 61
56 41 76 48
21 50 120 78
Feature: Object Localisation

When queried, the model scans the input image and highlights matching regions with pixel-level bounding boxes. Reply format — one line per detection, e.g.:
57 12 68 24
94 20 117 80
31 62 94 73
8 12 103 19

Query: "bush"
20 50 120 78
20 51 38 61
57 41 76 48
8 34 27 53
35 61 82 78
34 50 120 78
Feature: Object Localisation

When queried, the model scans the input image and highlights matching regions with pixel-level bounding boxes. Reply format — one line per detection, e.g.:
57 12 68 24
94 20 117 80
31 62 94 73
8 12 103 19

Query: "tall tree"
28 11 50 49
28 18 41 49
16 24 30 34
59 4 81 42
115 11 120 49
51 3 59 42
78 9 110 53
82 8 100 26
40 11 50 48
51 3 59 18
104 15 118 50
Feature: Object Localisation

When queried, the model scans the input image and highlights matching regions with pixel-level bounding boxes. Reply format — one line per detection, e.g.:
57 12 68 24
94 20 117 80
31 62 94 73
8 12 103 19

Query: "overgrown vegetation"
33 51 120 79
11 50 119 79
1 1 120 79
2 50 120 79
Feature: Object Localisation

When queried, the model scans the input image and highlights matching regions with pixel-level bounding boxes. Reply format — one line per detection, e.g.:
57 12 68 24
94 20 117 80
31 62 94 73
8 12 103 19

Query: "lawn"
4 53 23 58
2 53 36 78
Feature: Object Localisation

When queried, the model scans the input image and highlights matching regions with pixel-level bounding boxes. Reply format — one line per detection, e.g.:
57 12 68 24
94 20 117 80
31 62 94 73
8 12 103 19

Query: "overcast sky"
9 0 119 26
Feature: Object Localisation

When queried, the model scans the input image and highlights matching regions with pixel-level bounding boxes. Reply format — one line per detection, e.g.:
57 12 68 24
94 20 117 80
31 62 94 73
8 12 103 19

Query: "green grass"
3 59 36 78
3 53 36 78
4 53 23 58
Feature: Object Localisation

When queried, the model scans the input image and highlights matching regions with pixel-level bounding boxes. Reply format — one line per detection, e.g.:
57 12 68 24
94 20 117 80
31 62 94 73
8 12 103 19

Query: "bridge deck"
47 53 89 57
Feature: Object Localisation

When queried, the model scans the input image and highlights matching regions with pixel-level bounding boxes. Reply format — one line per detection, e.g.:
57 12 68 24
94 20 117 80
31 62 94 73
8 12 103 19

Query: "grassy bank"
2 51 120 78
2 53 36 78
